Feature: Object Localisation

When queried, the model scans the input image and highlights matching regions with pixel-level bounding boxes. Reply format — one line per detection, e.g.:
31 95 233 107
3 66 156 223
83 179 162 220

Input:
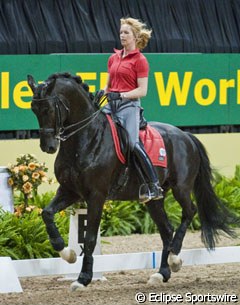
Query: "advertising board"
0 54 239 130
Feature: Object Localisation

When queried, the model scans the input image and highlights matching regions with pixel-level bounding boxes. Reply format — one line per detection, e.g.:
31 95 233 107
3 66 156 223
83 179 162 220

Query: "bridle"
32 95 102 141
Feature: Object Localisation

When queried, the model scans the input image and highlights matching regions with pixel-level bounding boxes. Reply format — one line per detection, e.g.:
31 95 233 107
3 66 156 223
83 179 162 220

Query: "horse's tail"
187 132 239 250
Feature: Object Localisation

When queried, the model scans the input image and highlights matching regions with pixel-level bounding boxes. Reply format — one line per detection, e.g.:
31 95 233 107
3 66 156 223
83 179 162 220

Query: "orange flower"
22 175 29 182
13 166 19 174
22 182 33 194
19 165 26 171
32 172 40 179
26 205 36 212
8 178 14 186
39 170 46 177
28 162 36 171
14 205 24 217
41 176 48 182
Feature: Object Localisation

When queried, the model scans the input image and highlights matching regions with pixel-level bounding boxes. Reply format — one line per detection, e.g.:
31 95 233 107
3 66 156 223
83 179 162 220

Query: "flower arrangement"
8 154 51 208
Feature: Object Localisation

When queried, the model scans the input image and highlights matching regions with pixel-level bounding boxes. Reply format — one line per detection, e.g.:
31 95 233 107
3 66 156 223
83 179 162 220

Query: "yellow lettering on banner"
76 72 96 92
13 81 32 109
155 72 192 106
219 79 235 105
1 72 9 109
194 79 216 105
100 72 108 90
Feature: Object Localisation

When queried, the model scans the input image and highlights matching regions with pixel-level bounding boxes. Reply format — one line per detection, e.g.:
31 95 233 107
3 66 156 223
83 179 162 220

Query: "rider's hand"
95 90 105 99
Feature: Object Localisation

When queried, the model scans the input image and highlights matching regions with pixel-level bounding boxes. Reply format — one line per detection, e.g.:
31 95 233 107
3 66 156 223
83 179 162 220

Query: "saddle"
106 114 167 168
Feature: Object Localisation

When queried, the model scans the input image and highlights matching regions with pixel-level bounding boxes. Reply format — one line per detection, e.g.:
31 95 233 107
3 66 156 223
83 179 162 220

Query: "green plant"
136 206 158 234
0 210 20 259
0 190 69 259
213 168 240 219
101 201 142 236
28 191 56 209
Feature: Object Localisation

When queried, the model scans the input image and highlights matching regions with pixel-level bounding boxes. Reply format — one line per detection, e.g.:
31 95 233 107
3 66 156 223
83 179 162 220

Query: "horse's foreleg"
146 200 174 284
71 196 105 290
42 187 79 256
168 188 197 272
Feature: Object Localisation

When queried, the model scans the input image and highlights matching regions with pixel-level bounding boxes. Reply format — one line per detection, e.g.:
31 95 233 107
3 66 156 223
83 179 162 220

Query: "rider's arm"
103 74 111 93
120 77 148 100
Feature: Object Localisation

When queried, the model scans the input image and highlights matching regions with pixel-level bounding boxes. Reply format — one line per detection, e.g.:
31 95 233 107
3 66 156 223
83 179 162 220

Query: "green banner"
0 54 239 130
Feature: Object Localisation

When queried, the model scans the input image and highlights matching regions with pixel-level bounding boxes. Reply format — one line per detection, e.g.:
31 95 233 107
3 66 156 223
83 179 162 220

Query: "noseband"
32 95 101 141
32 95 69 137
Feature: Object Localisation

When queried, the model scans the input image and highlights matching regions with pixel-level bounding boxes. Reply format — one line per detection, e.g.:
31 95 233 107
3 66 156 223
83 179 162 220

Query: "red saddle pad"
106 115 167 168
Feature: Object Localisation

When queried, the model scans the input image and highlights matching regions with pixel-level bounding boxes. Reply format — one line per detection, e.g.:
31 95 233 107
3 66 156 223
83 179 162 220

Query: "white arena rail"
1 246 240 293
12 246 240 277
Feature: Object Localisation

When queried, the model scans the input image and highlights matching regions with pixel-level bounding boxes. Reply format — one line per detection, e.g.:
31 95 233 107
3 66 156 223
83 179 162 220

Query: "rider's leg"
117 102 163 203
133 142 163 203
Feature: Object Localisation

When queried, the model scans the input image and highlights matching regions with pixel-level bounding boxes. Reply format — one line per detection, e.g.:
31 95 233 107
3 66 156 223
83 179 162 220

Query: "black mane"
47 72 82 84
47 72 94 100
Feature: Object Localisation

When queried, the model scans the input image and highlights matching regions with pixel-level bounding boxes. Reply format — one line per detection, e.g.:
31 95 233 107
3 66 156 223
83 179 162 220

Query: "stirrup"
139 183 152 204
139 183 164 204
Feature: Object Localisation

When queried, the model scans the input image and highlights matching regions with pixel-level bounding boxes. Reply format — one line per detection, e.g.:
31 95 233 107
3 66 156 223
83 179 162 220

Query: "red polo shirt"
108 48 149 92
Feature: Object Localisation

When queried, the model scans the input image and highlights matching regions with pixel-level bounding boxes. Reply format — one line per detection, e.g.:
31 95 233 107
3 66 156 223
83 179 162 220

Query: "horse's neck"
59 113 107 164
68 94 94 124
62 92 106 149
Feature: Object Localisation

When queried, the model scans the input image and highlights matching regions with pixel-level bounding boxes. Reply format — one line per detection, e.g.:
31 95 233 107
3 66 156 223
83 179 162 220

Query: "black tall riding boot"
133 143 163 203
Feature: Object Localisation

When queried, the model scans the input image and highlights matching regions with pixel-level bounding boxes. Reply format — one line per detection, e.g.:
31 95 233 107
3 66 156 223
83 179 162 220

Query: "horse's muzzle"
41 145 58 154
40 135 59 154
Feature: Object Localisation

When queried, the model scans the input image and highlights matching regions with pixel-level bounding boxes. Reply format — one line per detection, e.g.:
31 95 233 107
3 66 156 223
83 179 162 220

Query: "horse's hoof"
147 273 164 285
168 253 183 272
59 247 77 264
70 281 85 292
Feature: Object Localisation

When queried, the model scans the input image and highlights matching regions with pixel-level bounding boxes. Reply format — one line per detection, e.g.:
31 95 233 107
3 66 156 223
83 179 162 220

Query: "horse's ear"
45 78 56 94
27 75 37 93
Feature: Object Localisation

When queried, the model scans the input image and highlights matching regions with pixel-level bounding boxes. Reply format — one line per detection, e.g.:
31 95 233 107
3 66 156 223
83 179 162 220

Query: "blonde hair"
120 17 152 50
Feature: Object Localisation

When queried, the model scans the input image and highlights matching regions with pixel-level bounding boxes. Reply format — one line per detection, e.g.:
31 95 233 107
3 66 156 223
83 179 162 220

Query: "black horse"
27 72 237 290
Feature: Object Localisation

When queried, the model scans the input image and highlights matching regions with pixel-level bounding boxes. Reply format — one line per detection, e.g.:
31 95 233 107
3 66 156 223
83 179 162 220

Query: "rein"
32 95 102 142
57 109 102 141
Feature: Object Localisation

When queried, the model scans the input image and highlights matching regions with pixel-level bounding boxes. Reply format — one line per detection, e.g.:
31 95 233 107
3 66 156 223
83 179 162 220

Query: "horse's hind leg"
168 188 197 272
42 187 80 262
146 200 174 284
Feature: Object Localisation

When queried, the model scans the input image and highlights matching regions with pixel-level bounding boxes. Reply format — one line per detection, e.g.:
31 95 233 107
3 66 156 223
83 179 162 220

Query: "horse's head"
27 74 69 154
28 72 97 154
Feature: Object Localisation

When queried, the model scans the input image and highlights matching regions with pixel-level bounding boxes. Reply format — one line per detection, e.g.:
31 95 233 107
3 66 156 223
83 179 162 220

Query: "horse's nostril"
48 146 57 154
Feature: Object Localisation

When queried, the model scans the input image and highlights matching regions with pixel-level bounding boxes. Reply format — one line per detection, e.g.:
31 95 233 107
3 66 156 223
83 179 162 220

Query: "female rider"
103 17 163 203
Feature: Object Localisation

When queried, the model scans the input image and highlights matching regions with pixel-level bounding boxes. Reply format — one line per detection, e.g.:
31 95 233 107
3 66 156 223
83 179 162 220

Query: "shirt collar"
114 48 140 57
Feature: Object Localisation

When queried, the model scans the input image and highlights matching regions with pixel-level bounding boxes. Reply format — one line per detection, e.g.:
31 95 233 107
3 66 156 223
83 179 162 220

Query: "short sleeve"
135 55 149 78
107 54 115 71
